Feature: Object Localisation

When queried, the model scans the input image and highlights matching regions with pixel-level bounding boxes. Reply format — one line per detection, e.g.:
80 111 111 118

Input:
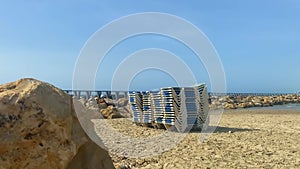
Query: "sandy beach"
92 109 300 169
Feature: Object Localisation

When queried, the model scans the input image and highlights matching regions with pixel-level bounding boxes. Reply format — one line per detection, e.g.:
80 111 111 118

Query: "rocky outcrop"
96 98 131 119
0 78 115 169
210 94 300 109
115 98 131 118
75 97 126 119
100 105 123 119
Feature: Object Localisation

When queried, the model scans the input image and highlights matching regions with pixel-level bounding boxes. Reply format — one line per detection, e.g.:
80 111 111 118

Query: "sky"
0 0 299 93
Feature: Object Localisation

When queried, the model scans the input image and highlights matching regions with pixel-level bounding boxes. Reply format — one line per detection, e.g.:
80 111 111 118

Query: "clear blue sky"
1 0 299 93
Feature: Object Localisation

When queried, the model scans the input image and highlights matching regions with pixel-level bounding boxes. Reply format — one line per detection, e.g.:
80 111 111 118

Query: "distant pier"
63 90 128 99
63 90 297 99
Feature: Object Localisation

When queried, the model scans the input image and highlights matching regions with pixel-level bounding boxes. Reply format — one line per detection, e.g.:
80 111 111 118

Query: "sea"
248 103 300 110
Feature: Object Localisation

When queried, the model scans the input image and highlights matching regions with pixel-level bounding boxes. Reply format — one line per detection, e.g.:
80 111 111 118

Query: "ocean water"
248 103 300 110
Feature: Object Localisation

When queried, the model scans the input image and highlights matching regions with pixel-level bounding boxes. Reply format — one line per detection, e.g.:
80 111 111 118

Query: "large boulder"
0 78 115 169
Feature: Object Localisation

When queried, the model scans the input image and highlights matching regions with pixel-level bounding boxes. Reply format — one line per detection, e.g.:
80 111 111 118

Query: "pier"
63 90 298 99
63 90 128 99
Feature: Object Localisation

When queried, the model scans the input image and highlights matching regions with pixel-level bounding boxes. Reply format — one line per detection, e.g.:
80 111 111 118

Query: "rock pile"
75 96 131 119
100 105 123 119
210 94 300 109
0 78 115 169
98 98 131 118
112 98 130 117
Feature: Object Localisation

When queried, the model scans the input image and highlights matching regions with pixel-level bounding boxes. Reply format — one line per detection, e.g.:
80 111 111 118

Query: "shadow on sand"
190 126 259 133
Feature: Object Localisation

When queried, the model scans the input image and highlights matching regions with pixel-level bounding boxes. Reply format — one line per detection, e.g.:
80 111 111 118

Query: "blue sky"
0 0 299 93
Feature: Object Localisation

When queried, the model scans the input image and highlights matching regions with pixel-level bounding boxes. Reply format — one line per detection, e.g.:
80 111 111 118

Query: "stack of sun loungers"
176 87 199 132
194 84 210 129
149 90 162 124
128 84 209 132
128 91 143 123
141 91 152 124
159 87 181 126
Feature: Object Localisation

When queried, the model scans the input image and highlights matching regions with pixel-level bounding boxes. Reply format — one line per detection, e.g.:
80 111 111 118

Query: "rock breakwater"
76 96 131 118
210 94 300 109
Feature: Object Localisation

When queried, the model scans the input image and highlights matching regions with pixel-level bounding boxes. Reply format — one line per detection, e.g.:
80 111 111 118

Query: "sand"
92 109 300 169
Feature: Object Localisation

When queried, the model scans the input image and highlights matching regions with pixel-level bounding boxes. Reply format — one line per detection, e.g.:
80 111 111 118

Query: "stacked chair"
149 90 163 124
128 91 143 123
158 87 181 129
194 84 210 129
175 87 199 132
128 84 209 132
141 91 152 124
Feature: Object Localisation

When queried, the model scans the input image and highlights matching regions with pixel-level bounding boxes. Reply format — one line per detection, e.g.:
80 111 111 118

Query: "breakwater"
210 94 300 109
